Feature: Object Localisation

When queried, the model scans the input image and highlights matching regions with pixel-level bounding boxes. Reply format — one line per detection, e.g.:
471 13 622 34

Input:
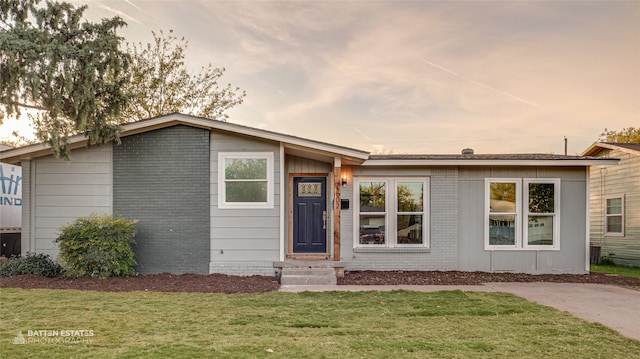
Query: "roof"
0 113 370 165
0 113 620 167
364 153 618 167
581 142 640 157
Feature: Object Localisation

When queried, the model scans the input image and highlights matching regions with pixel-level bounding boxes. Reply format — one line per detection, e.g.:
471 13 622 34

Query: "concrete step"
280 267 337 285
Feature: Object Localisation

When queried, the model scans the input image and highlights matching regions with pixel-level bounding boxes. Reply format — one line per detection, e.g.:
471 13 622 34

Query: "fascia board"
581 142 640 156
2 114 369 163
362 159 620 167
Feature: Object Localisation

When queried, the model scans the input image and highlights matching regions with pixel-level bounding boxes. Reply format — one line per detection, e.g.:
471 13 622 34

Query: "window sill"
484 247 560 251
353 247 431 254
218 203 274 209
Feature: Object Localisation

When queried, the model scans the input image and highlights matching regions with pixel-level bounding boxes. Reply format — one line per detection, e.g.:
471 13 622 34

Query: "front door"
293 177 327 253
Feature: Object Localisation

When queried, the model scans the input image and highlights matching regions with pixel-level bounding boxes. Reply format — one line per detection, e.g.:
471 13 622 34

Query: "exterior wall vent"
461 148 474 155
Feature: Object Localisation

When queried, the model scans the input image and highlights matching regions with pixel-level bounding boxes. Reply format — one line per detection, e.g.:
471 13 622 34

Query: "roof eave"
1 113 370 164
581 142 640 156
362 159 620 167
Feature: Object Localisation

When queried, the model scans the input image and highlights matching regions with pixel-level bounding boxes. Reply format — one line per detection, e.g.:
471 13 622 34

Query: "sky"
1 0 638 155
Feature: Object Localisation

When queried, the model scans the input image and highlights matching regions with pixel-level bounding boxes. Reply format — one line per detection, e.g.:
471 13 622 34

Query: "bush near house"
56 214 138 278
0 253 62 277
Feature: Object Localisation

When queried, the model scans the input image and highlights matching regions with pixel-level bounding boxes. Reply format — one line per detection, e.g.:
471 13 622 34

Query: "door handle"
322 211 327 229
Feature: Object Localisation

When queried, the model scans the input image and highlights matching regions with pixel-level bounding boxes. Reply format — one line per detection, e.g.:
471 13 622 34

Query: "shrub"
0 253 62 277
599 257 615 265
56 214 138 278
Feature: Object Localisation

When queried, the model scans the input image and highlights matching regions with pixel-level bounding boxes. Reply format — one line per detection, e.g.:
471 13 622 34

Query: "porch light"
342 174 347 187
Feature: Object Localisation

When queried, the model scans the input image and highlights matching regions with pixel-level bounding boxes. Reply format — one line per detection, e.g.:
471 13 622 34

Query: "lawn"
1 289 638 358
591 264 640 279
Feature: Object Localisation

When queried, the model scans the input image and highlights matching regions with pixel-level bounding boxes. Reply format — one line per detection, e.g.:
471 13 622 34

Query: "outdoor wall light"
341 174 347 187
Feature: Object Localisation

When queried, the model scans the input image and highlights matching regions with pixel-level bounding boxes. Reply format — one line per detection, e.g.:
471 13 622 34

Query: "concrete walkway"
280 282 640 341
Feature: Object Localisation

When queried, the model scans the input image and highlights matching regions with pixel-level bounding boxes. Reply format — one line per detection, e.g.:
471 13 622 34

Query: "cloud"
18 0 636 156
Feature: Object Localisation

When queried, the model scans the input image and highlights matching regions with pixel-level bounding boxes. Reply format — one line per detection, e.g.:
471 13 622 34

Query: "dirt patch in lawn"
2 271 639 293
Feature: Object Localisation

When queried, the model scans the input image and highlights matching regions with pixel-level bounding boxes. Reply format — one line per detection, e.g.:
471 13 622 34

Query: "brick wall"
113 125 210 274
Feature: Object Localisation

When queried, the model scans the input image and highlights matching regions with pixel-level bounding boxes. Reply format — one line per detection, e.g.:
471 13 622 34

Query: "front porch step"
280 267 337 285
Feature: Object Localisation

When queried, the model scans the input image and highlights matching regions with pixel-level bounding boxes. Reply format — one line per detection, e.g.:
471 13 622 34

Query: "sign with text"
1 162 22 229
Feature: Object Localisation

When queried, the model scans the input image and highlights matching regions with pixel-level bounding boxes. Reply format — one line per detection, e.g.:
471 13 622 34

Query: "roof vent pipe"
461 148 474 155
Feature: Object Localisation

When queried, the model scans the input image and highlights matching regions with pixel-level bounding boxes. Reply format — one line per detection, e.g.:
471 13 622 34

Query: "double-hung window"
487 180 520 248
218 152 274 209
605 195 624 236
356 178 428 248
358 180 388 245
485 178 559 250
524 180 559 247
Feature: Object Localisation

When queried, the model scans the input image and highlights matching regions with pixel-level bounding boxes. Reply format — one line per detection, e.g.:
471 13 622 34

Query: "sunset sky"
1 0 638 155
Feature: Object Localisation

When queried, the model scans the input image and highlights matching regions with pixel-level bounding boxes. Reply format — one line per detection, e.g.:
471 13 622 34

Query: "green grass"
591 264 640 279
1 289 638 358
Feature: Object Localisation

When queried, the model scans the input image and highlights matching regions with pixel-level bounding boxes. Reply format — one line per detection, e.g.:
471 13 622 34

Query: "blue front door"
293 177 327 253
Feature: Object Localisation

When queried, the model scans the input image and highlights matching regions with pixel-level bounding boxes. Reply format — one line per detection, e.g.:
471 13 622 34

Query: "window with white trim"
605 195 624 236
485 178 559 250
218 152 274 209
356 178 428 248
524 179 559 247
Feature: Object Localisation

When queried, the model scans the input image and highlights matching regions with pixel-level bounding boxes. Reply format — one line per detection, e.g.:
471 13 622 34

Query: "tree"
0 0 130 158
599 127 640 143
123 30 245 121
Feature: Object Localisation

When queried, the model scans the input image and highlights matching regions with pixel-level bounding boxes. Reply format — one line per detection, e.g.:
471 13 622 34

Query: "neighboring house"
0 113 618 275
582 142 640 267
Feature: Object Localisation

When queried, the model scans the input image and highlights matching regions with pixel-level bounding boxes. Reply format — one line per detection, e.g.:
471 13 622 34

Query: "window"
487 180 519 247
396 181 425 246
524 180 558 247
218 152 273 209
485 179 559 250
358 180 387 245
605 195 624 236
356 178 428 248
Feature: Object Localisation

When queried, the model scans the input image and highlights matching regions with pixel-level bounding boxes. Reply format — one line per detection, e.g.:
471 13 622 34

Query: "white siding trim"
30 160 36 253
279 143 285 262
585 167 590 272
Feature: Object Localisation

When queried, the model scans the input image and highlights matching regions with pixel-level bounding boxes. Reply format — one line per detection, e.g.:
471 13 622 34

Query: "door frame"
288 173 330 258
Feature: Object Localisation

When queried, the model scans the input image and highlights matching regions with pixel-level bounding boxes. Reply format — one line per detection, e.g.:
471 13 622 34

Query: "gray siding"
458 167 588 274
209 131 280 275
113 125 210 274
28 146 113 258
589 149 640 266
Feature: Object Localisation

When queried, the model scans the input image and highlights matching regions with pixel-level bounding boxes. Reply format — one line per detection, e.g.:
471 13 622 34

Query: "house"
0 113 618 276
582 142 640 267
